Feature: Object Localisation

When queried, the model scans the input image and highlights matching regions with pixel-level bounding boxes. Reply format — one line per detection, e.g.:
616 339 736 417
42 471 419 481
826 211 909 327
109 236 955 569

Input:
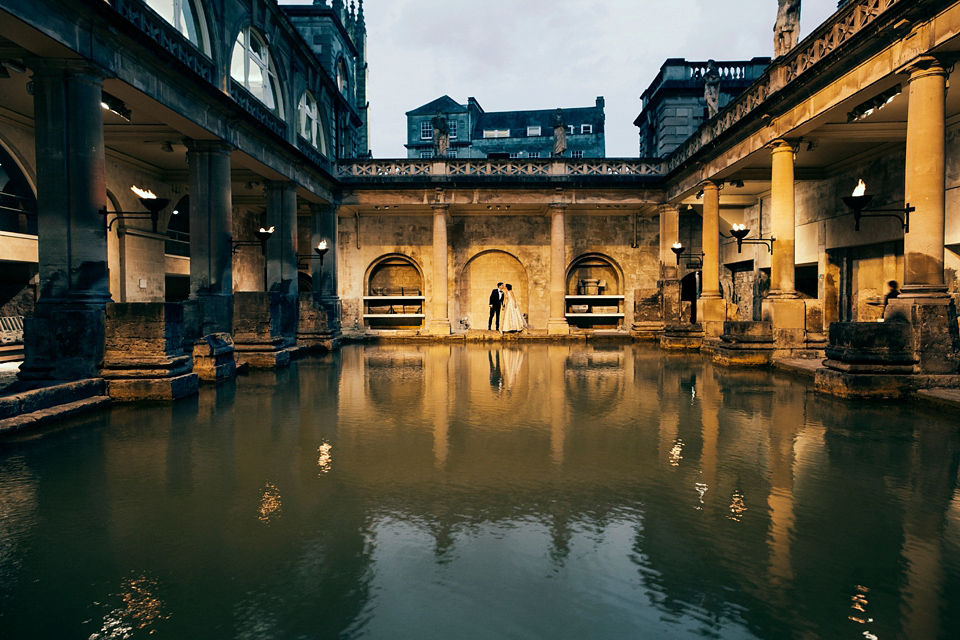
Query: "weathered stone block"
106 373 199 402
721 321 773 343
193 333 236 381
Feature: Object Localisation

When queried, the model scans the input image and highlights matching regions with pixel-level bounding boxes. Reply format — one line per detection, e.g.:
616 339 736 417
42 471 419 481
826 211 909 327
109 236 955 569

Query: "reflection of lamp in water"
728 490 747 521
317 442 332 475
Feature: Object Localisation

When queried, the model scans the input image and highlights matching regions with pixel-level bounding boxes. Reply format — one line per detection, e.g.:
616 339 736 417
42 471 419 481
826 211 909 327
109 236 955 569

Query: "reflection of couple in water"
488 282 527 334
488 348 525 394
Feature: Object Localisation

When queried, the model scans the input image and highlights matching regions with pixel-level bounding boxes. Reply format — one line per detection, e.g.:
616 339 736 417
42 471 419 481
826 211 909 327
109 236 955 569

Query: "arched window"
143 0 208 53
336 58 349 95
231 27 283 115
0 143 37 235
298 91 327 156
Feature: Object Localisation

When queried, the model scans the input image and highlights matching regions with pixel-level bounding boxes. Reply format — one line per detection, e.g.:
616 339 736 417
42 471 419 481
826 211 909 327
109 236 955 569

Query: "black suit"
488 288 504 330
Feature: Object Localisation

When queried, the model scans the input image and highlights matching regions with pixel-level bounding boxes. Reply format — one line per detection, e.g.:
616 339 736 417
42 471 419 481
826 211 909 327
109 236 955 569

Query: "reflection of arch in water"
565 253 623 295
365 253 424 295
364 349 425 414
459 250 527 329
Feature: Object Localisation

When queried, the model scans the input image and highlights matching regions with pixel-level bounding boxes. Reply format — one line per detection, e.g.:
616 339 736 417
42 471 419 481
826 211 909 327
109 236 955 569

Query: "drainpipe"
355 209 361 249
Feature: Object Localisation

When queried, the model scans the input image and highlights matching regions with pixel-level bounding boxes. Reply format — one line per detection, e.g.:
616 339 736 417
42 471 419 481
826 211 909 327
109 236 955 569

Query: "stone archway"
459 251 527 330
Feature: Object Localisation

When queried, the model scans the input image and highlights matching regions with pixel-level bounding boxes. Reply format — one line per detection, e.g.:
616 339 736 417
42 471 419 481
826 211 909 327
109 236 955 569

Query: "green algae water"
1 343 959 639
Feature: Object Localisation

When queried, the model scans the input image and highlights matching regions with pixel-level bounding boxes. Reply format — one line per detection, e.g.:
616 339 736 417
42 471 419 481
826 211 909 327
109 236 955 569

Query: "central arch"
459 250 528 330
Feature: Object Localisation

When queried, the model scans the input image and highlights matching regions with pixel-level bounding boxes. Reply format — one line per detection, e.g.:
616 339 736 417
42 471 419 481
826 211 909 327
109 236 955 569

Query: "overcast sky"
283 0 841 158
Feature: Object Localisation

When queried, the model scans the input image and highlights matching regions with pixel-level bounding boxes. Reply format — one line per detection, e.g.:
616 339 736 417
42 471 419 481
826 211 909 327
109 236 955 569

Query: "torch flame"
131 185 156 199
672 242 682 249
259 226 275 234
733 223 747 231
852 180 866 197
317 240 328 250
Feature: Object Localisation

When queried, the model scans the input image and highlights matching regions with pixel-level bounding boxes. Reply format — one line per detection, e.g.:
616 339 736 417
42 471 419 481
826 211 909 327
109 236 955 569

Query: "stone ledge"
106 373 198 402
815 368 960 399
0 395 111 436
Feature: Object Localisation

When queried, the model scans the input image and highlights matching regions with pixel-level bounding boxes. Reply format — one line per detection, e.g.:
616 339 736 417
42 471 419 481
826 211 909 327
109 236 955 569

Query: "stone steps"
0 379 111 436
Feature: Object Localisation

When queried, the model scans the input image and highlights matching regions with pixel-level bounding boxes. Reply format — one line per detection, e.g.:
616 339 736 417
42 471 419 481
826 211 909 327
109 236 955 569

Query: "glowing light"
728 490 748 521
669 439 684 466
258 482 282 523
317 239 328 251
733 223 747 231
672 242 682 249
694 481 708 510
853 180 866 197
91 573 169 639
130 185 156 199
260 226 275 234
317 442 332 475
848 585 875 626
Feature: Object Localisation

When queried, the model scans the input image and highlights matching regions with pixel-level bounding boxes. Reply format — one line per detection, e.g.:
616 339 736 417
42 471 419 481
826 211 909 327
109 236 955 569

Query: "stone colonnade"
18 59 340 398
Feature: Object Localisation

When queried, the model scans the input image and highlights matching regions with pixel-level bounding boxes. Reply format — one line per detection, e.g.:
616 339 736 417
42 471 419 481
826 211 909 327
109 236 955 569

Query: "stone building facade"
405 96 605 159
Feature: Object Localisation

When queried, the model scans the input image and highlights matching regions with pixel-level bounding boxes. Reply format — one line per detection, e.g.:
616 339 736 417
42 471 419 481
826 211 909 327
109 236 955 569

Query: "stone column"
547 203 570 335
699 181 726 338
762 140 806 354
265 181 299 347
887 57 958 373
20 60 111 381
428 204 451 335
185 140 234 338
659 203 682 325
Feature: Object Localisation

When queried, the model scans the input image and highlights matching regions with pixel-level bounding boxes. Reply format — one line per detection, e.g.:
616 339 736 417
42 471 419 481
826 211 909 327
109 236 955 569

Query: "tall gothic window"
231 27 283 116
298 91 328 156
143 0 208 53
336 58 349 95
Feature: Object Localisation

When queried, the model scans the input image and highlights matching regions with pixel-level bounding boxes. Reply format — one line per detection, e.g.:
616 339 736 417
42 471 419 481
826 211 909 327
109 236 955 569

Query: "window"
420 150 433 158
567 125 575 135
448 120 458 139
527 126 541 136
572 150 584 158
298 91 327 155
420 121 432 140
509 152 519 158
336 58 349 94
483 129 510 138
144 0 208 52
231 27 282 115
447 149 457 158
581 124 593 134
529 151 540 158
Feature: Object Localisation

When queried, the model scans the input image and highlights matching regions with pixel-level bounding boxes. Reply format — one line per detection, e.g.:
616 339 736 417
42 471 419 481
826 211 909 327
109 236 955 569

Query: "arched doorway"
565 253 624 329
364 254 424 330
459 251 527 330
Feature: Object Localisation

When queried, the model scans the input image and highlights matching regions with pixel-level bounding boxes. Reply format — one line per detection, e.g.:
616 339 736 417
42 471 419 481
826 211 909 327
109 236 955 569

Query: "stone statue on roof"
774 0 801 58
704 60 721 118
432 111 449 158
552 108 567 157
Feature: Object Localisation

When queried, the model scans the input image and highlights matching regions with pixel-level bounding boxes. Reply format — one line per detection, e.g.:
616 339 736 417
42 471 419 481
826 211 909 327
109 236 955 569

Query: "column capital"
699 179 721 193
185 139 233 154
547 202 569 213
264 179 298 191
767 138 800 154
27 58 108 83
658 203 680 215
901 55 951 81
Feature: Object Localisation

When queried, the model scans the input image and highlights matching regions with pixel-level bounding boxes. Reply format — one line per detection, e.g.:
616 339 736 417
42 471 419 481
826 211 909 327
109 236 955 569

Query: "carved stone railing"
229 80 287 139
337 158 665 180
666 0 906 174
108 0 215 84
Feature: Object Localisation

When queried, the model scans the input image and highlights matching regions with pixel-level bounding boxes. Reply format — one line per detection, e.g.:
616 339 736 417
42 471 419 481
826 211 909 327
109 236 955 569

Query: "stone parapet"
233 291 297 369
193 333 236 381
660 323 704 351
297 293 340 352
713 321 774 367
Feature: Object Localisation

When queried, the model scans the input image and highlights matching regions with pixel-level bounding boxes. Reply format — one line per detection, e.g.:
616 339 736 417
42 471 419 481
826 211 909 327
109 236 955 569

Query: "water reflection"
0 344 958 639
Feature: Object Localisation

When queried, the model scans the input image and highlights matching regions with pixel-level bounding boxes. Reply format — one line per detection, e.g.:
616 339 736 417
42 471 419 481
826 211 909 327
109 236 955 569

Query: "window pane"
179 0 203 48
230 38 246 81
248 62 264 98
144 0 175 27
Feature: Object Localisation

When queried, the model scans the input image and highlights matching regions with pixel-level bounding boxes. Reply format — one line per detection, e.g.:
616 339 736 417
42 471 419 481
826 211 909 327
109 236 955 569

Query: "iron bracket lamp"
232 226 275 255
297 240 330 269
670 243 685 265
721 225 775 254
100 196 169 233
842 194 912 232
671 243 704 268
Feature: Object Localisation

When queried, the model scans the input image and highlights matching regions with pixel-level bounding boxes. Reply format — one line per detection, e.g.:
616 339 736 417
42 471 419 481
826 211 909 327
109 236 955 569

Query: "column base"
193 333 236 382
713 321 774 367
20 301 107 382
427 320 452 335
886 295 960 374
660 324 703 350
631 321 664 341
235 345 293 369
762 297 807 354
547 319 569 335
699 297 728 338
815 368 960 399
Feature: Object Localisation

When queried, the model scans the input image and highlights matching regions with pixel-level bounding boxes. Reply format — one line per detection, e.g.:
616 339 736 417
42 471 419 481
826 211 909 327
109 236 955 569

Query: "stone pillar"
902 57 947 295
886 57 960 374
659 203 682 325
265 180 299 347
314 203 341 333
699 181 726 338
428 204 451 335
20 60 111 381
185 140 234 339
548 203 570 335
762 140 806 354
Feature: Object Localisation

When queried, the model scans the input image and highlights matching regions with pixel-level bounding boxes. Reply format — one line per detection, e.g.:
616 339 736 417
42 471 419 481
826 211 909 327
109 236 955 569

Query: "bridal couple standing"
488 282 526 333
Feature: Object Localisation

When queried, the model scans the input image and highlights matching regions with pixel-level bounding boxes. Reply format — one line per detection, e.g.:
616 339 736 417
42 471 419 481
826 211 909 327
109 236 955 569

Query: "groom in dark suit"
488 282 505 330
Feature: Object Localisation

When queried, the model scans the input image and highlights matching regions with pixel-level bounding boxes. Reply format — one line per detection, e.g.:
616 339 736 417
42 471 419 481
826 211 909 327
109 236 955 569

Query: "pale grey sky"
283 0 841 158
